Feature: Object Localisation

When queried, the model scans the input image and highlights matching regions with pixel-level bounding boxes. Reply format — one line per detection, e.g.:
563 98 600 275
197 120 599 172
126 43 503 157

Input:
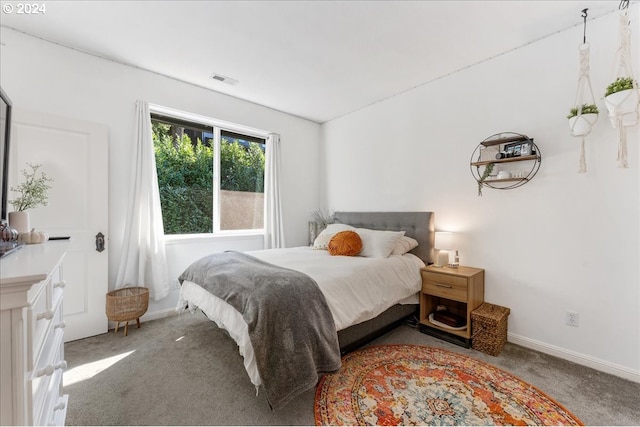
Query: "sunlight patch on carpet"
65 350 135 386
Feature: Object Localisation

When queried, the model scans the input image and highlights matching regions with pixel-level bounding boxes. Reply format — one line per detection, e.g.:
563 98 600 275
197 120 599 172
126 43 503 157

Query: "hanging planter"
569 114 598 136
568 10 598 174
567 104 599 137
605 2 639 168
604 77 639 127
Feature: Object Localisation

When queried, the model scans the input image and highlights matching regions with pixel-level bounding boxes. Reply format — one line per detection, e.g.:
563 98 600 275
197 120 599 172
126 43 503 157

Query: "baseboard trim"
108 308 178 330
508 332 640 383
140 308 179 323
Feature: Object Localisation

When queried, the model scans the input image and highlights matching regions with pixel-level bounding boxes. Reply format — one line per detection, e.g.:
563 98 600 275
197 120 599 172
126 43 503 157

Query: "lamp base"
435 250 450 268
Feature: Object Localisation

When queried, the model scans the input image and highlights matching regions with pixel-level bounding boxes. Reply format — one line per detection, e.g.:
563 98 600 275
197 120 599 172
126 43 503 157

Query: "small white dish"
428 313 467 331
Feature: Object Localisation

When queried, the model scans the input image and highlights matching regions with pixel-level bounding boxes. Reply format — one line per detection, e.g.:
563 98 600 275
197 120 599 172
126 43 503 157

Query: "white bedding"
177 246 425 388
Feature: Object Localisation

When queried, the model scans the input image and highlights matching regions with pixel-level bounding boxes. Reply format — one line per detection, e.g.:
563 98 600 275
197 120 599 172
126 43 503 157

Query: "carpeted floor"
63 313 640 426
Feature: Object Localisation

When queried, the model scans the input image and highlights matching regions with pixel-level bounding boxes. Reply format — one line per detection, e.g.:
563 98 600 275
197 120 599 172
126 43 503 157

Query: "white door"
10 108 109 341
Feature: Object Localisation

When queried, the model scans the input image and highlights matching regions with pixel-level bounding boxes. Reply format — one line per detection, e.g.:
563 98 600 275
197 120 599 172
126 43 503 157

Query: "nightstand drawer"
422 272 468 300
422 272 467 288
422 279 467 301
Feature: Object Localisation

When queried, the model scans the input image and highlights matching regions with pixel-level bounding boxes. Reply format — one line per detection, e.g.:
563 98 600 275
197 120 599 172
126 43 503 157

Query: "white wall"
321 7 639 380
0 28 321 315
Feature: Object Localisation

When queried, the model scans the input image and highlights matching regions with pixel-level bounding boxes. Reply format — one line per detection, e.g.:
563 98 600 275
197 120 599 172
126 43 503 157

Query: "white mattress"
177 246 425 388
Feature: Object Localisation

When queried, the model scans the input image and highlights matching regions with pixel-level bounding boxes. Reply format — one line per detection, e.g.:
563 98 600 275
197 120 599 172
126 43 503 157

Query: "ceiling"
0 1 625 123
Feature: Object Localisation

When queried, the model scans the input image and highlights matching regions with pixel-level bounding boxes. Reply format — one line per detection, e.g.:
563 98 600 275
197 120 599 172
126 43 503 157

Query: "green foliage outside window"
220 138 265 193
152 122 265 235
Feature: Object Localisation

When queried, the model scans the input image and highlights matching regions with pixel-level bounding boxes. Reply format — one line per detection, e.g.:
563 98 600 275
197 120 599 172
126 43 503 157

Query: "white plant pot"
568 113 598 137
605 88 640 128
8 211 30 234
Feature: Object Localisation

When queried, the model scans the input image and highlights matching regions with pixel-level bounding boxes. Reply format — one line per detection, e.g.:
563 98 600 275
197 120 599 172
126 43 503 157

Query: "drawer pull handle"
53 280 66 289
54 321 66 330
36 309 55 321
48 400 67 425
435 283 452 289
37 361 67 377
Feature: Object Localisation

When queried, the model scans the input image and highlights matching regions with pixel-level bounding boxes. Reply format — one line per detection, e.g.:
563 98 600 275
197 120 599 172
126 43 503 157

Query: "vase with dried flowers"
8 163 54 233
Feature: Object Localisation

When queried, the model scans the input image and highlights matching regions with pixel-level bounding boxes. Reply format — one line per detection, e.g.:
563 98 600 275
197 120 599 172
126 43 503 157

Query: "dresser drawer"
31 328 65 423
422 272 468 302
37 370 67 427
28 279 53 370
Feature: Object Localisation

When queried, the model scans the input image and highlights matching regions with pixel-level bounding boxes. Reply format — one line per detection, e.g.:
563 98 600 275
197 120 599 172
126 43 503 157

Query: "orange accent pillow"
328 231 363 256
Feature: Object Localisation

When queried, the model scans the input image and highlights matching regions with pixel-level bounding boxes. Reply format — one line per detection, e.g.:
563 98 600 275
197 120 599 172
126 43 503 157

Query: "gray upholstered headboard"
333 211 435 264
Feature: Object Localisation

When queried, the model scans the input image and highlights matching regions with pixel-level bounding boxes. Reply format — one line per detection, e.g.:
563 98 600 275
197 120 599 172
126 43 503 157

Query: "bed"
177 211 435 409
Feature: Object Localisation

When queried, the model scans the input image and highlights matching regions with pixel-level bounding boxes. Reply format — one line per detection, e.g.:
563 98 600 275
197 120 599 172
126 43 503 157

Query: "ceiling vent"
210 73 239 86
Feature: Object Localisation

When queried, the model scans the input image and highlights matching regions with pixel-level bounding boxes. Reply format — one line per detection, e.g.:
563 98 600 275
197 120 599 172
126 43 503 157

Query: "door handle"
95 232 105 252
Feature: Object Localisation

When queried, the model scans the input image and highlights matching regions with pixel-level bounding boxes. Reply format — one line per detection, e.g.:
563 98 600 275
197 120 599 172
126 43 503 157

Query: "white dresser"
0 242 69 426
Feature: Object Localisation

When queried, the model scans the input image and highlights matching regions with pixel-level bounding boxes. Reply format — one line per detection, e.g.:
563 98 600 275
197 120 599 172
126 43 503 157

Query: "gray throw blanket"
178 251 341 409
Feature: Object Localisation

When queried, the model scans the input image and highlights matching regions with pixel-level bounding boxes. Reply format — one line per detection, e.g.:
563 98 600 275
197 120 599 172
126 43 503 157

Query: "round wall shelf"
470 132 541 195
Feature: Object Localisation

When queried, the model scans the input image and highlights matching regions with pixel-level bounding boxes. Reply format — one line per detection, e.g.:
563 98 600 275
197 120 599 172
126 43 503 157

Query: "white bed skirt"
177 280 263 387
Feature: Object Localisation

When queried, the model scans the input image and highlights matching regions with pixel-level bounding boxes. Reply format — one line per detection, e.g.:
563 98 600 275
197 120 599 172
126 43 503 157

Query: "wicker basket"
471 302 510 356
105 287 149 336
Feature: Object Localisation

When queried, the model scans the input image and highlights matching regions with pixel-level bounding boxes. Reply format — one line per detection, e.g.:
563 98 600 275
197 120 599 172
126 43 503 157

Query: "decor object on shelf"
450 249 460 268
477 162 494 196
470 132 541 196
8 163 54 233
433 231 453 267
17 228 49 245
0 220 18 242
106 286 149 336
7 211 29 234
568 9 599 173
604 1 639 168
314 345 583 426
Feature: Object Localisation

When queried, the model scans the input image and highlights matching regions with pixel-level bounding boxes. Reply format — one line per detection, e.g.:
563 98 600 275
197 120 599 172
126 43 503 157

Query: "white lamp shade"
434 231 453 250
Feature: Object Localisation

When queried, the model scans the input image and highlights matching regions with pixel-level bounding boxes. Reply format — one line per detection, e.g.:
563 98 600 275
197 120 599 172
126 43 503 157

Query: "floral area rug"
314 344 583 426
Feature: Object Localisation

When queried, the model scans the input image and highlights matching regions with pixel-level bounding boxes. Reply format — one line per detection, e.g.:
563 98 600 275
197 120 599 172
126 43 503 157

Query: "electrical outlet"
566 311 579 327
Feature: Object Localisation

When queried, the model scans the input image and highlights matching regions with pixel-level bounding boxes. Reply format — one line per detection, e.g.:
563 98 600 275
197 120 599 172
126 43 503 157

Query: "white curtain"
115 100 170 301
263 133 285 249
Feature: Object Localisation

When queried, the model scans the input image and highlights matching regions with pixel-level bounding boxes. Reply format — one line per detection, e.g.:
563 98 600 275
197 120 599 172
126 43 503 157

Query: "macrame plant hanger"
570 8 598 173
604 0 639 168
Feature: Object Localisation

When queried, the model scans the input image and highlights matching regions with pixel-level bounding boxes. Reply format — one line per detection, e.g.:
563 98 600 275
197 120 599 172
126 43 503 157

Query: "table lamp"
434 231 453 268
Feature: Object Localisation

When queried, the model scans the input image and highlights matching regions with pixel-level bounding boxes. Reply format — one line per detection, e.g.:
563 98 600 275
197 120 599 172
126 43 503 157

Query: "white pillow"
391 236 419 256
313 223 355 250
356 228 405 258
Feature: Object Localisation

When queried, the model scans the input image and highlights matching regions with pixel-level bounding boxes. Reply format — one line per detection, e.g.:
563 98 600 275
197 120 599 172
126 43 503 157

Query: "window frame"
149 104 269 238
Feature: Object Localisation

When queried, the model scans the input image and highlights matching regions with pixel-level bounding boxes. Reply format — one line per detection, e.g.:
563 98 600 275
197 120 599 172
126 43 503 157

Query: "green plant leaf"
605 77 636 97
8 163 54 212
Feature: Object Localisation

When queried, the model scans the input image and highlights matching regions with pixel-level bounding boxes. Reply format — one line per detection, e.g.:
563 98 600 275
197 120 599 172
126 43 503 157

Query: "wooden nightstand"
419 265 484 348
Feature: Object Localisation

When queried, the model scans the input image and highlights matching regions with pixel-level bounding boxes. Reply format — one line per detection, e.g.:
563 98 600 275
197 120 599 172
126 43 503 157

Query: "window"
151 110 266 235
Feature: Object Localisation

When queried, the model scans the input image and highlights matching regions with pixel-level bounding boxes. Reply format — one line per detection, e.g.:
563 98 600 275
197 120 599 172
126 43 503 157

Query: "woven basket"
471 302 510 356
106 287 149 335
